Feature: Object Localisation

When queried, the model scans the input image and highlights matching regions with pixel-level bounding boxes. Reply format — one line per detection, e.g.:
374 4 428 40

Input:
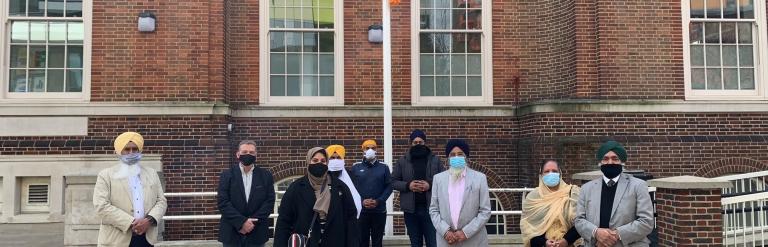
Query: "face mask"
328 159 345 172
308 163 328 177
364 149 376 160
238 154 256 166
410 145 429 157
600 164 623 179
542 172 561 187
120 152 142 165
449 156 466 169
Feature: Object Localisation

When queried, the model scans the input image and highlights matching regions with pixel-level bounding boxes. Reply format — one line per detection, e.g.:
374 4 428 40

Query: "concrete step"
156 235 524 247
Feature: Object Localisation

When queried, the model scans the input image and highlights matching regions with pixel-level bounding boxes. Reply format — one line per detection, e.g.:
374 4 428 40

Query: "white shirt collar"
603 175 620 184
239 163 254 175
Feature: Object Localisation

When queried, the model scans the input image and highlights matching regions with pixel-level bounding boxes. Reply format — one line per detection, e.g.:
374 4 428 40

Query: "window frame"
683 0 768 100
0 0 92 102
410 0 493 106
259 0 344 106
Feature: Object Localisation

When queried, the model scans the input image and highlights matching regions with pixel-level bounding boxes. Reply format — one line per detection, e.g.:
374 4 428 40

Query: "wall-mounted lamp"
368 24 383 43
138 11 156 33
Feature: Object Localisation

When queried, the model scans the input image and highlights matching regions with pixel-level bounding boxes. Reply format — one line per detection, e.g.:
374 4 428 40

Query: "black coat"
274 175 359 247
217 165 276 245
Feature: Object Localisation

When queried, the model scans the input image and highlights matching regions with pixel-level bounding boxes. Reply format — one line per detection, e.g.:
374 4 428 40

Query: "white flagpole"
382 0 395 238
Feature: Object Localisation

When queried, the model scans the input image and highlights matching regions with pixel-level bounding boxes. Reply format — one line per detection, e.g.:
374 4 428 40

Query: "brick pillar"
649 176 732 247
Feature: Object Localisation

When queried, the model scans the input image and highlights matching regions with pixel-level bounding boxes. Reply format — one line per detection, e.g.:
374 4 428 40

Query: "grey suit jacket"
392 152 444 213
429 168 491 247
574 173 655 247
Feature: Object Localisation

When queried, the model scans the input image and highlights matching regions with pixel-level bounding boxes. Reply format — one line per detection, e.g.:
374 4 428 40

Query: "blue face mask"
120 152 142 165
449 156 466 169
542 172 561 187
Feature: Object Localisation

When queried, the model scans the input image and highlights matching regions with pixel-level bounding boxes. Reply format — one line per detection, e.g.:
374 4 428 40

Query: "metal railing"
718 171 768 247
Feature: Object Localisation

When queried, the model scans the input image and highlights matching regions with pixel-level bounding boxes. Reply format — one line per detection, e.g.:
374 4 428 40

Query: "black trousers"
358 212 387 247
129 234 153 247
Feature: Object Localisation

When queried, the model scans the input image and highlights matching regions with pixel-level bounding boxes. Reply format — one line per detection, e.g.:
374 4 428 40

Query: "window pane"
435 0 450 8
451 76 466 96
29 70 45 92
318 8 333 28
469 0 481 8
435 76 450 96
30 22 47 43
705 45 720 66
286 76 301 96
49 22 67 43
706 68 722 89
420 76 434 96
467 33 482 53
690 22 703 44
740 68 754 89
691 45 705 66
739 0 753 18
68 46 83 68
302 76 318 96
318 0 333 8
286 54 301 74
704 23 719 43
10 46 28 68
285 32 302 52
691 0 705 18
301 7 316 28
319 76 333 96
705 0 721 18
28 0 44 16
420 33 434 53
467 76 482 96
722 45 737 66
271 53 286 74
451 55 466 75
433 10 451 29
12 21 29 43
420 10 433 29
452 33 466 53
692 68 706 89
66 69 83 92
421 55 434 75
319 32 334 52
738 45 753 66
453 9 467 30
724 0 738 18
723 68 739 89
48 0 65 17
435 55 450 75
29 46 46 68
303 54 318 74
285 7 299 28
420 0 434 8
299 0 312 8
737 23 752 43
271 32 286 52
47 70 65 92
319 54 334 74
721 23 736 43
270 7 286 28
10 0 26 16
68 22 84 44
435 34 451 53
467 55 481 74
49 46 66 68
303 32 318 52
66 0 83 17
270 75 286 96
467 10 481 29
9 70 27 92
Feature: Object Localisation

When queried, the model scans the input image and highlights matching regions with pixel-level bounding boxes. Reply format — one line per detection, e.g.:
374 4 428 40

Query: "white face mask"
364 149 376 160
328 159 345 171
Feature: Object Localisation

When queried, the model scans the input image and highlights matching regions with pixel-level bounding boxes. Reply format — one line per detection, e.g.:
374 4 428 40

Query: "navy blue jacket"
351 159 393 213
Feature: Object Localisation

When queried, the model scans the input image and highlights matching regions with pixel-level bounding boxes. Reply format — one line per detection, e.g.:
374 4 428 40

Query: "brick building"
0 0 766 242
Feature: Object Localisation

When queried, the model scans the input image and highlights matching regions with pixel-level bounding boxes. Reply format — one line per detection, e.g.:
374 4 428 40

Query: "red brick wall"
91 0 222 102
656 188 723 247
226 0 260 106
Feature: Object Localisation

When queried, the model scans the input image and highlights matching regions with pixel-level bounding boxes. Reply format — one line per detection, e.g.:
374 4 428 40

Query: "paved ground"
0 223 64 247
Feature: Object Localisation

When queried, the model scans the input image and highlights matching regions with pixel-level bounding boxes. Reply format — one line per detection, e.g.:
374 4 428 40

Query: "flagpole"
382 0 395 238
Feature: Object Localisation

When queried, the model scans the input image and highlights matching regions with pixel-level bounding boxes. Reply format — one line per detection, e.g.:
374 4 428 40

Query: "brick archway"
694 158 768 178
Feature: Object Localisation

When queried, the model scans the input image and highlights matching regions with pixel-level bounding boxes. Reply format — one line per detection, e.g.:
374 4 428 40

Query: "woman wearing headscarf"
521 160 582 247
326 144 363 218
274 147 360 247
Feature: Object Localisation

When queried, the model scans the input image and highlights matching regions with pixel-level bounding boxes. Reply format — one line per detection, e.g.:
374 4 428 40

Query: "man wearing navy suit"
218 140 276 247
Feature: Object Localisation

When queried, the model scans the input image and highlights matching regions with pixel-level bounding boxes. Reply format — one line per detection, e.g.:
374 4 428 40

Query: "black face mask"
600 164 623 179
239 154 256 166
329 170 342 178
409 144 430 158
308 163 328 177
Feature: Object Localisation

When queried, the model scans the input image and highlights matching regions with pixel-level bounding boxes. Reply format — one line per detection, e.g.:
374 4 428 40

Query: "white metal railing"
718 171 768 247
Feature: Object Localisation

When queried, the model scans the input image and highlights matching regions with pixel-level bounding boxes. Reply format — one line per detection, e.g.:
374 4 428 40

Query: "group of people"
92 131 654 247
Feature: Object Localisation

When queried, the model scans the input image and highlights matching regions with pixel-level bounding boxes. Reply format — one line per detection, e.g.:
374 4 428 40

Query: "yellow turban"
361 140 377 150
114 132 144 154
326 145 346 159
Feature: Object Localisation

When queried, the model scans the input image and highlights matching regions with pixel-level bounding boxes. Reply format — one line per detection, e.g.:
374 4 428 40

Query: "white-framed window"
485 193 507 235
411 0 492 106
683 0 768 100
271 175 301 233
259 0 344 106
1 0 91 101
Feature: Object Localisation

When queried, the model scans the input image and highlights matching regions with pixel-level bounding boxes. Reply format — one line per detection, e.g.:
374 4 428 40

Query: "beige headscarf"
306 147 332 220
520 176 582 247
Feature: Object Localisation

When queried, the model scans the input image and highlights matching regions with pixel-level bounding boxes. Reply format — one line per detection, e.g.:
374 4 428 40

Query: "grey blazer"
429 168 491 247
574 173 655 247
392 152 444 213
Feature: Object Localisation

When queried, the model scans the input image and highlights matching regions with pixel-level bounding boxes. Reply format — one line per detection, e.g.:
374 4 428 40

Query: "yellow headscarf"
361 140 377 150
326 145 346 159
113 132 144 154
520 176 582 247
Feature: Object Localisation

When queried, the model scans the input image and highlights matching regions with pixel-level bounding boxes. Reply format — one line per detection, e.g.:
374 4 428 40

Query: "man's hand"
239 219 255 235
444 231 457 244
409 181 422 192
595 228 619 247
363 199 378 209
418 180 430 191
453 230 467 242
131 218 152 235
